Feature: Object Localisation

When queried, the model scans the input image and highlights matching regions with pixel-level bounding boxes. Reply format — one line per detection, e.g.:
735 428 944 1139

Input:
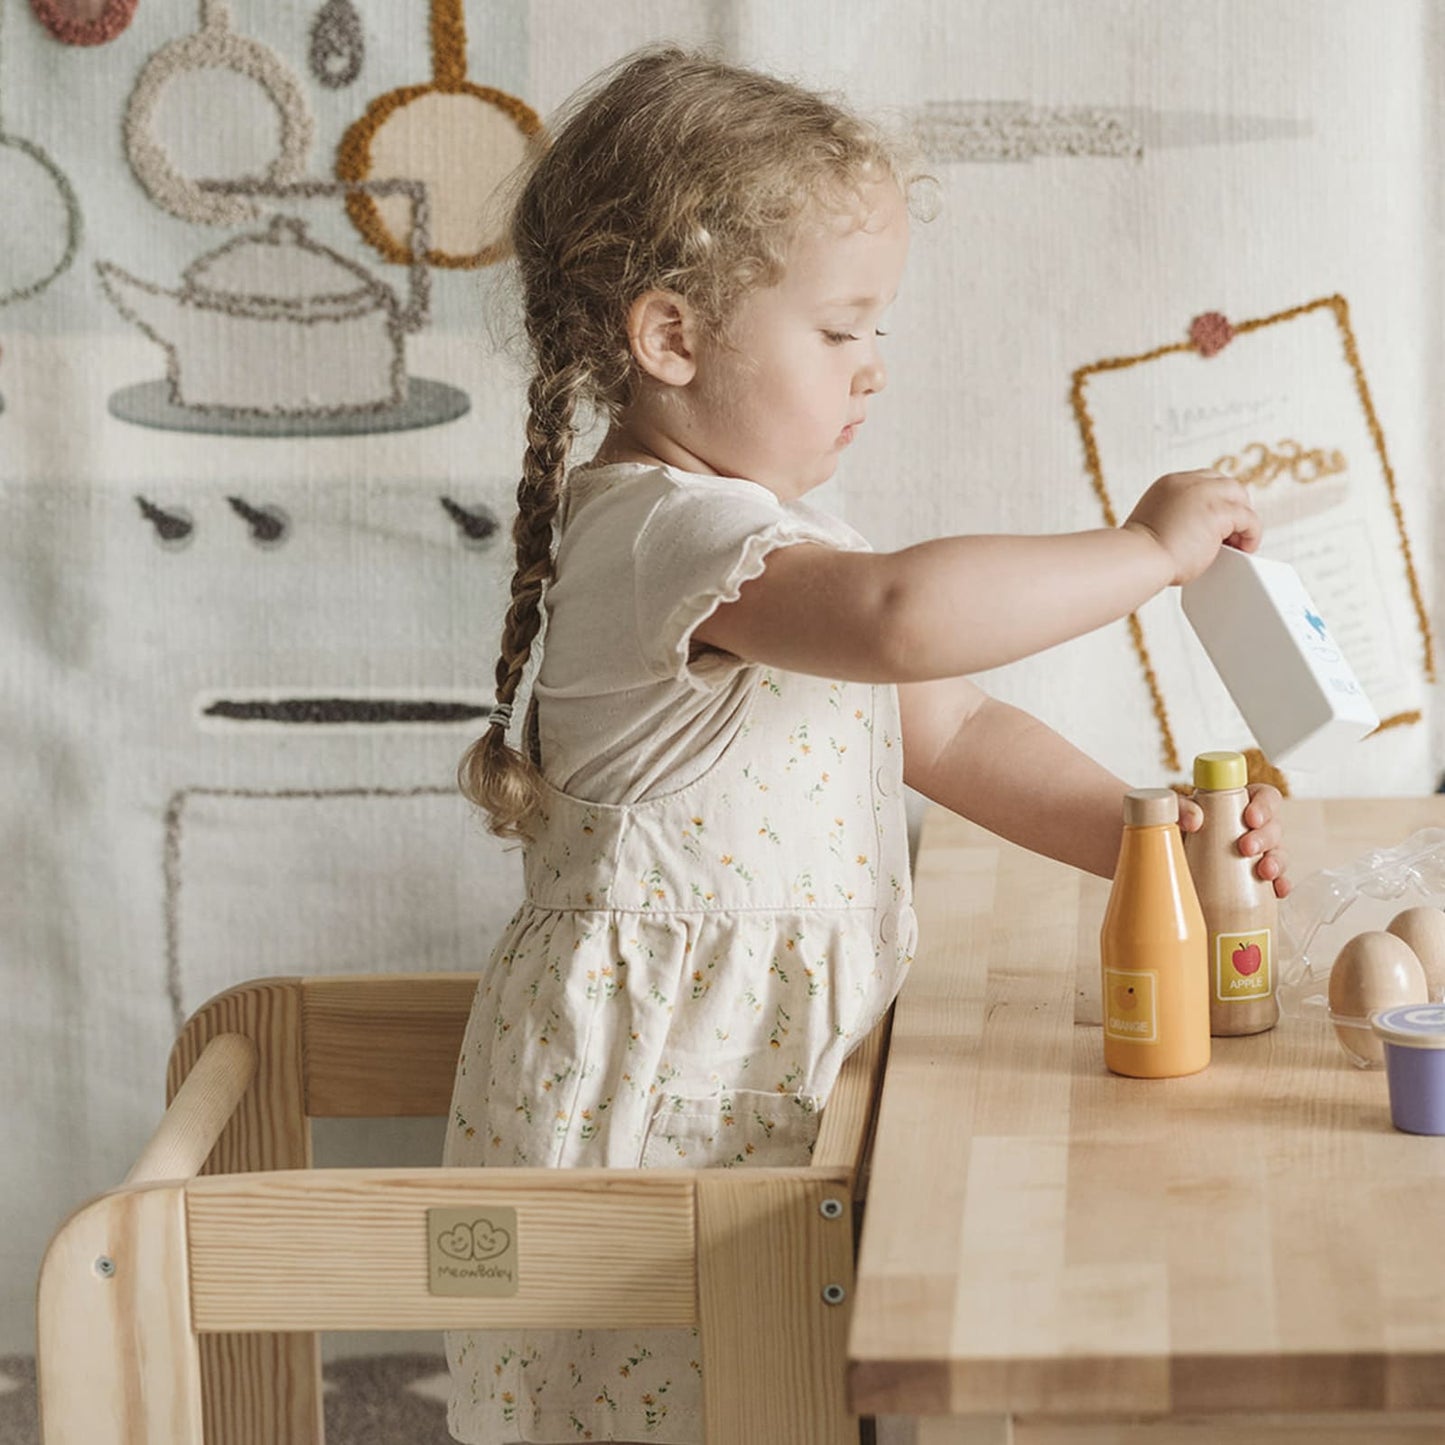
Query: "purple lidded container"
1371 1004 1445 1135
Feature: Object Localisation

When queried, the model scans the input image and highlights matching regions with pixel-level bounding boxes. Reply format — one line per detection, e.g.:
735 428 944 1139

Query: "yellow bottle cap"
1193 750 1247 790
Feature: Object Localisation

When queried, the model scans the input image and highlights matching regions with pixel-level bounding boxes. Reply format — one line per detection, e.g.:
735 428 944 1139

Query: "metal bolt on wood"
821 1283 847 1305
94 1256 115 1278
819 1197 844 1219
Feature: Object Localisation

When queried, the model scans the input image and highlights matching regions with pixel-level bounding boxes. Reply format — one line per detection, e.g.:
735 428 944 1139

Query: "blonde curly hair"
460 45 924 839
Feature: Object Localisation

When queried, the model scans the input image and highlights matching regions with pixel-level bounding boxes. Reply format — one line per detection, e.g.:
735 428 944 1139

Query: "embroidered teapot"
97 212 428 417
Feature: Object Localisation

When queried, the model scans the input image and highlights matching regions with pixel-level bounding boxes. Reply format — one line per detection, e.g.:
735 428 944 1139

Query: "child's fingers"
1226 519 1262 553
1253 847 1291 901
1239 819 1283 857
1242 785 1283 831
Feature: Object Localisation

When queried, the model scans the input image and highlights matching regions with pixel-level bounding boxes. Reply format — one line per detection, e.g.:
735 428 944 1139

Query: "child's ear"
626 290 698 386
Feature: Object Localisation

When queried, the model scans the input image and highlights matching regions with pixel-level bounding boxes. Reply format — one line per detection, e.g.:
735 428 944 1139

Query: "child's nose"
855 350 887 395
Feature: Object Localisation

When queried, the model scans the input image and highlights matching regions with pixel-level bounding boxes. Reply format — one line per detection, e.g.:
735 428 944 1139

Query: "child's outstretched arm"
696 470 1259 681
899 674 1290 891
899 675 1133 877
698 465 1287 886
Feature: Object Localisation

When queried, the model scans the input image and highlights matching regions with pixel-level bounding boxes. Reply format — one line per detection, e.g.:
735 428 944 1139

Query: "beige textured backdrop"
4 0 1440 1394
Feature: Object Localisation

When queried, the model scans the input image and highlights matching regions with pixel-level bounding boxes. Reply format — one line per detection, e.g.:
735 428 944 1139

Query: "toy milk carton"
1180 546 1379 771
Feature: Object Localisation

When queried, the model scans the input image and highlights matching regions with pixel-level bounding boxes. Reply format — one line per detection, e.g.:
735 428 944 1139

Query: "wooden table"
849 797 1445 1444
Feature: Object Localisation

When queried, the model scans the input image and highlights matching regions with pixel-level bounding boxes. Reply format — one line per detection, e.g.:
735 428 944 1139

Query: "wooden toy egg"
1328 931 1430 1066
1386 907 1445 1001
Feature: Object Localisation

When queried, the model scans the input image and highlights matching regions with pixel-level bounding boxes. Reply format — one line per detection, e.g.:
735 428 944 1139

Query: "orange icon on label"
1104 969 1158 1044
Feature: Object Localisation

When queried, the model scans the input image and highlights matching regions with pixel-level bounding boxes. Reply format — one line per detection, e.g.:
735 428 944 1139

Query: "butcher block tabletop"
848 795 1445 1425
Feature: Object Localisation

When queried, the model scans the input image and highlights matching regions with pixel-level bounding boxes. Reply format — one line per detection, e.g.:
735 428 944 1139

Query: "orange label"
1215 929 1271 1001
1104 968 1158 1043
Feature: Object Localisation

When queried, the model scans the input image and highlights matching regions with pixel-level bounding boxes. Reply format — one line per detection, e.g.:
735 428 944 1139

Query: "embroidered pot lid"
182 216 389 319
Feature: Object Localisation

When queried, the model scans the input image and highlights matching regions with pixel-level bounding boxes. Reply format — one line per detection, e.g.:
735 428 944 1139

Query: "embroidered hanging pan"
336 0 541 269
0 0 81 303
124 0 314 227
29 0 139 47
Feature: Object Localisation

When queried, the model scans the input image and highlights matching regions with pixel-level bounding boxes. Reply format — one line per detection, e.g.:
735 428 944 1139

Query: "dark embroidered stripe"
913 102 1142 162
911 104 1311 165
202 698 489 724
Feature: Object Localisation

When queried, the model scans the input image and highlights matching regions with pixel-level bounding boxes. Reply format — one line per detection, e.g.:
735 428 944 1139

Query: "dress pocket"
640 1087 821 1168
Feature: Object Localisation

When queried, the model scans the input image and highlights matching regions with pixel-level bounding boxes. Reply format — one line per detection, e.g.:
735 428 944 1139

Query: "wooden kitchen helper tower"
37 974 888 1444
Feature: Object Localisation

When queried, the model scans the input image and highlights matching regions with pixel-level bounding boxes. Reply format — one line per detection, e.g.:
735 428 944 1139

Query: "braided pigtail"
458 360 586 838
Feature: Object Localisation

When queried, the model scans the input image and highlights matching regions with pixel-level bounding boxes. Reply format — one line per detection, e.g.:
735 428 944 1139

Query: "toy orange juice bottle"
1182 750 1279 1037
1099 787 1211 1078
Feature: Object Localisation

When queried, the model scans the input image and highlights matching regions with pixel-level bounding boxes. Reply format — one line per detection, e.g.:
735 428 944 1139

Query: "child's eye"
823 330 857 344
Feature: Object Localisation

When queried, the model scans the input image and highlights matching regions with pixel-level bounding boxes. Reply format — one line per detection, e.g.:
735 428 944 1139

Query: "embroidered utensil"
123 0 314 226
0 0 81 303
336 0 540 268
309 0 363 89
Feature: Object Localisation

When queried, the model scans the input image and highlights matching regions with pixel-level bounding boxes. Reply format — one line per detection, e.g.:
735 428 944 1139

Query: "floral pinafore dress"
444 500 915 1445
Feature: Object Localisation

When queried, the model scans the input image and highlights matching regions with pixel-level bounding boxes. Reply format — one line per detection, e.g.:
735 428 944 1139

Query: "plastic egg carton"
1278 826 1445 1064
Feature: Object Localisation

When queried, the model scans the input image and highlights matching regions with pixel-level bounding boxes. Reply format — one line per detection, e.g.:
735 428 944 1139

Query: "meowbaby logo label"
439 1218 511 1264
1103 968 1158 1044
427 1205 519 1297
1216 928 1271 1001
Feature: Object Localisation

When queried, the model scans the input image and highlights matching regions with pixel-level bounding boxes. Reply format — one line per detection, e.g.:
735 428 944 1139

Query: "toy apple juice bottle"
1182 750 1279 1036
1100 787 1211 1078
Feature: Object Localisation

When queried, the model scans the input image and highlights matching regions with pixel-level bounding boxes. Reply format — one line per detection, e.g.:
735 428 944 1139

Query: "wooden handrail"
125 1034 258 1185
814 1008 892 1176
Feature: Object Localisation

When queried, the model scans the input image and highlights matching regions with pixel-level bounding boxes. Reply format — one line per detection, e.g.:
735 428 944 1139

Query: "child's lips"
840 418 864 444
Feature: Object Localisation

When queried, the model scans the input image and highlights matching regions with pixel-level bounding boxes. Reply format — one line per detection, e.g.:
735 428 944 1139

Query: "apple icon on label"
1233 943 1262 976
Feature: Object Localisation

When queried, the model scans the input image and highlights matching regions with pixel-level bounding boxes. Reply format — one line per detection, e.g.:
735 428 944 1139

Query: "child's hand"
1178 782 1291 898
1123 469 1262 586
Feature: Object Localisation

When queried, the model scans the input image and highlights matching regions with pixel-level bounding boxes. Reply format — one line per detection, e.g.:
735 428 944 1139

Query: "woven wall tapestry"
0 0 536 1365
1071 296 1432 777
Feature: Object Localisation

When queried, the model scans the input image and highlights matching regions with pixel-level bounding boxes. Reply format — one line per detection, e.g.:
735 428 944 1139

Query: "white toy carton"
1180 545 1379 771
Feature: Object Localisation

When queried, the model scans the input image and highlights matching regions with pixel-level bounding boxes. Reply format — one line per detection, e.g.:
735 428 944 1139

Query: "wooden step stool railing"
36 973 891 1444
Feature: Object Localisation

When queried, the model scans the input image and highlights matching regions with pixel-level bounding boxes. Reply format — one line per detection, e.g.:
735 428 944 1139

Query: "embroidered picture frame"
1071 295 1433 775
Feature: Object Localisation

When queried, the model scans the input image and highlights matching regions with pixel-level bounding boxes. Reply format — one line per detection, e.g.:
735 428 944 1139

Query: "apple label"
1216 928 1271 1001
1103 968 1158 1043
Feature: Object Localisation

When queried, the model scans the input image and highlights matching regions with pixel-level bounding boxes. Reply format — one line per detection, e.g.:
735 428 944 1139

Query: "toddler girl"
444 44 1289 1445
